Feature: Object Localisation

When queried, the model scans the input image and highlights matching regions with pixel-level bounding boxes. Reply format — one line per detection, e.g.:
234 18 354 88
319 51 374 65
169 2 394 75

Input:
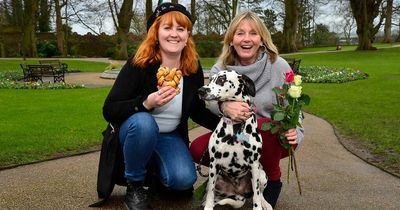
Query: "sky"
70 1 346 36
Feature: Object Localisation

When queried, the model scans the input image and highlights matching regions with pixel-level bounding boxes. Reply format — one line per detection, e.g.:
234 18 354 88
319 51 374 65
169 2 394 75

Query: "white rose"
294 75 302 86
288 85 302 98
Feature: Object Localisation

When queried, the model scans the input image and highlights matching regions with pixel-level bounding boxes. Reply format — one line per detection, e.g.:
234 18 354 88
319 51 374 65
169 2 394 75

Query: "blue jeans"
119 112 197 191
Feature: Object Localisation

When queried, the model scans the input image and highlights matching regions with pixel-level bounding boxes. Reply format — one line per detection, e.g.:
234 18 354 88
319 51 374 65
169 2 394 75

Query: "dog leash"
196 150 209 177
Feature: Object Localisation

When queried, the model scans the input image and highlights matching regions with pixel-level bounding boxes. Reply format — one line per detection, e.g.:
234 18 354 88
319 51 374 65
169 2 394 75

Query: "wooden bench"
39 60 68 73
26 64 65 83
285 58 301 74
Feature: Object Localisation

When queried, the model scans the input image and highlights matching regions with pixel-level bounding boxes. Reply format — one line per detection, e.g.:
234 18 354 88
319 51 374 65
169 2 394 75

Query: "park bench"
285 58 301 74
20 64 33 82
39 59 69 73
25 64 65 83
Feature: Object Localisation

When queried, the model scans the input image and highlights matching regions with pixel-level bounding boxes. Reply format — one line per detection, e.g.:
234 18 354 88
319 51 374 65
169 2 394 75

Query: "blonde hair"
133 11 198 76
218 11 278 67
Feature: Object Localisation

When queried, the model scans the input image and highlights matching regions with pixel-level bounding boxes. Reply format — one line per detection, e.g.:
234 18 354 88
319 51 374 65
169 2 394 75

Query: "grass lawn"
292 47 400 168
297 42 399 53
0 88 110 167
0 46 399 171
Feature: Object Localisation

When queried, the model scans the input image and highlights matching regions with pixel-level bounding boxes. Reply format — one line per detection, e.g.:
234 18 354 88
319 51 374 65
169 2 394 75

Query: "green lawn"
0 46 399 170
297 42 399 53
294 47 400 164
0 88 110 167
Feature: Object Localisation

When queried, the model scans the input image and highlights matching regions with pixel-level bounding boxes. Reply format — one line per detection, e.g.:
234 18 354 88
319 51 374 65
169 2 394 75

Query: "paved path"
1 72 399 209
1 113 399 210
65 72 115 87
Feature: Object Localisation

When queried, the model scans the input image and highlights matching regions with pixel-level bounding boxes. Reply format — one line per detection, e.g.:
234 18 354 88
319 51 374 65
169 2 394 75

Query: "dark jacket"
91 57 220 206
103 57 219 145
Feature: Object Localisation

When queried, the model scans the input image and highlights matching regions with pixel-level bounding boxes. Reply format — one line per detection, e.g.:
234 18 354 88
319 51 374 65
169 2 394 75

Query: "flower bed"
298 66 368 83
0 71 84 89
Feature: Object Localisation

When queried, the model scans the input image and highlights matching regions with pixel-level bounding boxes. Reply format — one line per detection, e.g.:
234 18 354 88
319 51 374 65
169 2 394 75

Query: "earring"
259 44 267 52
229 42 233 47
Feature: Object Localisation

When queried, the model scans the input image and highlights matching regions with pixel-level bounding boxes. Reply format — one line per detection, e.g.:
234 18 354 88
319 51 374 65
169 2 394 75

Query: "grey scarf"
225 53 271 92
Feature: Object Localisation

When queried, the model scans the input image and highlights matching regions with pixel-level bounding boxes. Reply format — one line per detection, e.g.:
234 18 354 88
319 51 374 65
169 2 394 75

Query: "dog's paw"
261 200 273 210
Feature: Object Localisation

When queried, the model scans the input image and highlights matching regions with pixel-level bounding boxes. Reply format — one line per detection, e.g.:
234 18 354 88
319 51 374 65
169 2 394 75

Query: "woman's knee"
125 112 157 131
189 132 212 163
119 112 158 140
162 166 197 190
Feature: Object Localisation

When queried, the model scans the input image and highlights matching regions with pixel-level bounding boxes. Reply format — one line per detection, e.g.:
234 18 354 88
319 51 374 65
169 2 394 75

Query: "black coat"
91 57 219 206
103 57 219 145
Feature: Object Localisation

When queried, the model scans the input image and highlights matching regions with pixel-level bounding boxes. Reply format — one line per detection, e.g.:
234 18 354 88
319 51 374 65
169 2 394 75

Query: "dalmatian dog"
198 70 273 210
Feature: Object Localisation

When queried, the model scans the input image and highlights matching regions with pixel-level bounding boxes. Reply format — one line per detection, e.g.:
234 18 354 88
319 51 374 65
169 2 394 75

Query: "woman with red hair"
102 3 219 210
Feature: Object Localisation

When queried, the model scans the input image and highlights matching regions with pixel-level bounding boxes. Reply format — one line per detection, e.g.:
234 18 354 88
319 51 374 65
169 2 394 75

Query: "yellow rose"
288 85 302 98
294 75 302 86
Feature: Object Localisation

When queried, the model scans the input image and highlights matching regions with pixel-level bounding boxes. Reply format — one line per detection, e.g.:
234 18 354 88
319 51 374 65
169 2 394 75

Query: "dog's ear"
241 74 256 97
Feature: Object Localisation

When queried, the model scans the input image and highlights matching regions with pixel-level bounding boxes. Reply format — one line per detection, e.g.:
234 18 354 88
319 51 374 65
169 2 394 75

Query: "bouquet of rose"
261 69 310 195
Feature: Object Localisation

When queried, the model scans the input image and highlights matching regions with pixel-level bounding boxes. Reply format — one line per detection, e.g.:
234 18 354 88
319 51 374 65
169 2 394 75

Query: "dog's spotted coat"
198 70 273 210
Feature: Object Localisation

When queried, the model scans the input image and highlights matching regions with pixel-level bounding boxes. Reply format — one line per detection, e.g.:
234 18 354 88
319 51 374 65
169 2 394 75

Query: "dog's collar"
222 117 250 143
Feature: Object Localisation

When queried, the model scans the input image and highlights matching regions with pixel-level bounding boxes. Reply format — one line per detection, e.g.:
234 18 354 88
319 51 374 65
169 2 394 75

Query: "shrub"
196 41 222 57
36 40 60 58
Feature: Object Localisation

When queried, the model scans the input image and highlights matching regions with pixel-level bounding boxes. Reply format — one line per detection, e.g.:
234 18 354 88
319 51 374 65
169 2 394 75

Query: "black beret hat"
146 2 193 31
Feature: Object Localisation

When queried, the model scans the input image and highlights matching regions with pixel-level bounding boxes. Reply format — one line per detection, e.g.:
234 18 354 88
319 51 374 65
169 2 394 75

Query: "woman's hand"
285 128 298 145
220 101 252 123
143 86 177 109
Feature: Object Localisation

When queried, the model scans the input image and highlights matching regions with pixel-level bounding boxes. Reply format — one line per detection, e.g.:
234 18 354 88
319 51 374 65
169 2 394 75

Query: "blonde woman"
190 11 304 209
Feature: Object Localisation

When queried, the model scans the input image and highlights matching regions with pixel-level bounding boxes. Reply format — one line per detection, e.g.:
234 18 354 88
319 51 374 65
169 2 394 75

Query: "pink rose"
285 70 294 83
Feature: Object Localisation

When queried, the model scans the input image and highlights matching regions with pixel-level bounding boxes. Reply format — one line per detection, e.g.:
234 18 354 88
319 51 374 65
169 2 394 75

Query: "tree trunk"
115 0 133 60
38 0 51 32
22 0 38 57
146 0 152 26
397 17 400 42
281 0 299 53
191 0 197 24
382 0 393 43
349 0 382 50
231 0 238 19
54 0 66 56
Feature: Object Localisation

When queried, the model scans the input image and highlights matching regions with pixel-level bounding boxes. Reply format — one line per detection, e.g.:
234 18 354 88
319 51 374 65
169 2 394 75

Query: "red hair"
133 11 198 76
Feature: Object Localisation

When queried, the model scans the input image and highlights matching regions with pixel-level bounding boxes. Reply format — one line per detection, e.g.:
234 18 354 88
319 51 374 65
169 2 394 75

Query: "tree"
397 16 400 41
22 0 38 57
261 8 278 34
333 0 356 45
190 0 197 24
312 23 337 45
145 0 152 22
54 0 66 56
349 0 383 50
10 0 24 28
108 0 135 60
297 0 313 48
281 0 299 53
383 0 393 43
38 0 51 32
202 0 239 33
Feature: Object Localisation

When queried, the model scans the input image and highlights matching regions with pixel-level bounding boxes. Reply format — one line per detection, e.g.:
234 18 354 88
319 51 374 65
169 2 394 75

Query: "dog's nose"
198 87 209 98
